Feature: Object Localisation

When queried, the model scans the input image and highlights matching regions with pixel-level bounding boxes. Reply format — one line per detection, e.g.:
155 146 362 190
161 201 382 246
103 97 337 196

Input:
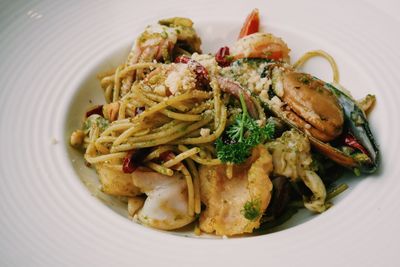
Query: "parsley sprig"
216 94 275 164
242 199 261 221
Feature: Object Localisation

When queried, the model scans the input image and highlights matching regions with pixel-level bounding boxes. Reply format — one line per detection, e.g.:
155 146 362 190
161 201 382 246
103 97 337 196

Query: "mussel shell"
226 59 379 173
265 108 363 171
324 82 379 173
266 68 379 173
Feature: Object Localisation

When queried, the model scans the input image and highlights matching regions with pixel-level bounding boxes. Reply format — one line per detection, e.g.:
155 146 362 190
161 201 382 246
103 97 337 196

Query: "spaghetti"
69 11 371 236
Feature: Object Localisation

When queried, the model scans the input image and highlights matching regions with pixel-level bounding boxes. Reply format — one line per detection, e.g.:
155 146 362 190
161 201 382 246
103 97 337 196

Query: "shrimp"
121 18 202 96
230 32 291 62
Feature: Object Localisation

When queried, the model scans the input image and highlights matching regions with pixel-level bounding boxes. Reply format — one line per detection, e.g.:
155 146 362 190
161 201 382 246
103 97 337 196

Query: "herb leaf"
216 139 251 164
216 94 275 164
83 114 109 134
242 199 261 221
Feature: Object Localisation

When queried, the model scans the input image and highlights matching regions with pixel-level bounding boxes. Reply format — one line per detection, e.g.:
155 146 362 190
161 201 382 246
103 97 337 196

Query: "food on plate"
70 8 379 236
199 145 273 235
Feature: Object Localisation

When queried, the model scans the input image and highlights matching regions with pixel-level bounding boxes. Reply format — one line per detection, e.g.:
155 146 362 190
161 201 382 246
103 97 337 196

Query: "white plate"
1 0 400 266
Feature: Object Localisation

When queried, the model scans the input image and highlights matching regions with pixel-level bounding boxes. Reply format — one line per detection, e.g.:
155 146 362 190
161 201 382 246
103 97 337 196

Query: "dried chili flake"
215 46 232 67
344 134 369 155
122 148 151 173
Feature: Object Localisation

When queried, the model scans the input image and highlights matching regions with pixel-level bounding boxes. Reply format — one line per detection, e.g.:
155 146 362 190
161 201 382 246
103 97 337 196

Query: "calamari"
266 129 328 212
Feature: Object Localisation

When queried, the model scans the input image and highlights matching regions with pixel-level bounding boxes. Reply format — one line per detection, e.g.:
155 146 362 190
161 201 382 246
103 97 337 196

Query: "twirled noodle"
104 84 113 103
101 122 136 136
132 89 211 123
145 162 174 176
163 147 201 168
178 145 221 166
95 142 109 154
85 152 127 164
144 145 176 162
210 77 221 129
185 158 201 214
112 65 122 102
113 123 146 146
293 50 340 84
152 120 182 133
96 136 116 144
100 63 161 87
86 126 100 157
174 105 227 144
117 99 127 120
188 101 213 114
179 163 195 216
127 121 191 144
162 110 203 121
110 115 213 152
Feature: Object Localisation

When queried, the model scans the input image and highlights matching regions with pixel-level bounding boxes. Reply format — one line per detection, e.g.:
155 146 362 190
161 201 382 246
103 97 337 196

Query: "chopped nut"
200 128 210 137
259 89 269 102
165 64 196 95
70 130 85 147
154 84 167 96
103 102 120 122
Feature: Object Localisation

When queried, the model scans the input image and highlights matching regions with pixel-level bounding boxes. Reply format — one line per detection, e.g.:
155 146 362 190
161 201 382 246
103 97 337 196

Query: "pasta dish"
70 9 379 236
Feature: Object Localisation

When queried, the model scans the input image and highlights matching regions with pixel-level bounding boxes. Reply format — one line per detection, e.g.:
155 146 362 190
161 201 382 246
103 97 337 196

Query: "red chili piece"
160 151 175 162
122 151 137 173
122 148 151 173
344 134 369 155
159 151 183 170
215 46 232 67
85 105 103 118
175 56 190 64
175 56 209 87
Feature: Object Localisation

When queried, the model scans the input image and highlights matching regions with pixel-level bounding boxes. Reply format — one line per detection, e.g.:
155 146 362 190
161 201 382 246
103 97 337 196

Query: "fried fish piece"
199 145 273 236
95 163 141 197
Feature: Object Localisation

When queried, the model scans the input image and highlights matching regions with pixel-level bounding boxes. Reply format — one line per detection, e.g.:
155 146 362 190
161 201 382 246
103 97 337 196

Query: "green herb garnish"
216 94 275 164
216 140 250 164
353 168 361 176
83 114 109 134
242 199 261 221
298 74 311 85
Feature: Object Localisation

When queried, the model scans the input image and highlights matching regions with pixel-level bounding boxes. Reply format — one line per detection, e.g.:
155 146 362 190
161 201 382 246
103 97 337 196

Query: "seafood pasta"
70 9 379 236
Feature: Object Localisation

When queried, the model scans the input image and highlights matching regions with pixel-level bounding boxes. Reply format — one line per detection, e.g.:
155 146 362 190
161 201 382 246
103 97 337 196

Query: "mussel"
264 66 379 173
222 11 379 174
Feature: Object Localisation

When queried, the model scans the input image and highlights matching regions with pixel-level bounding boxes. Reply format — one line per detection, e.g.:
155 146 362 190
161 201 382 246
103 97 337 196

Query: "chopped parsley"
242 199 261 221
298 74 311 85
216 94 275 164
83 114 109 134
216 140 250 164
